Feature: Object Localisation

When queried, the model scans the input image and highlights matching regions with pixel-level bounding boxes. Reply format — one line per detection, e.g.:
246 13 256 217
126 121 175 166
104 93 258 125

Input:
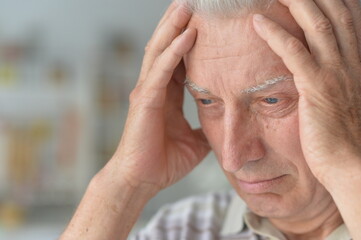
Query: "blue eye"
264 98 279 104
200 99 213 105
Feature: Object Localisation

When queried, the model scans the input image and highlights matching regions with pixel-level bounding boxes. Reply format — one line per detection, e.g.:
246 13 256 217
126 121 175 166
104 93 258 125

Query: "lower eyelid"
259 100 297 117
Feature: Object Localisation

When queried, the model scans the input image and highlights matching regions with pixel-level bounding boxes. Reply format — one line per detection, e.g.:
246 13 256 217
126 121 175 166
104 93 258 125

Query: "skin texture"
252 0 361 237
59 1 361 239
184 3 342 237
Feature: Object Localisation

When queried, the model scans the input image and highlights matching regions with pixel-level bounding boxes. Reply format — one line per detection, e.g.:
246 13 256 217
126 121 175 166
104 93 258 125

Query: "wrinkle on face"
184 2 335 226
186 75 295 96
185 16 294 97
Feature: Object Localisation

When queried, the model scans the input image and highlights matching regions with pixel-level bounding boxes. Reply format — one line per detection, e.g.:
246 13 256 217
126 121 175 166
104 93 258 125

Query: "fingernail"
253 14 266 33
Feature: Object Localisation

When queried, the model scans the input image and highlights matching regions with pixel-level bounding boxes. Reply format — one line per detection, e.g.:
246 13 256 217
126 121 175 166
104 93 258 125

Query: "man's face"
185 4 333 220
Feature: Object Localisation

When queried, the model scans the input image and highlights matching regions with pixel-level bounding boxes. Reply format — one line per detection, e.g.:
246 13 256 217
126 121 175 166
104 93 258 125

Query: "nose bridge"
221 107 265 173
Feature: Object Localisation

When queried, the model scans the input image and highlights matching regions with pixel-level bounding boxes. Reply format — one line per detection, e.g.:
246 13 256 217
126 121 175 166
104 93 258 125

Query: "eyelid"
195 97 222 108
253 96 297 118
263 97 281 103
261 97 284 104
200 99 213 104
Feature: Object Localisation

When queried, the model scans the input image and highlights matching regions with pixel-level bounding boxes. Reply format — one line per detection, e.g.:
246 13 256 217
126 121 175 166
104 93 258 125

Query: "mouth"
237 175 288 194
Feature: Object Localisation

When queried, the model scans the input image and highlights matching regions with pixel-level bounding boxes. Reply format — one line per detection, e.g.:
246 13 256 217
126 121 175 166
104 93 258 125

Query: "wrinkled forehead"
186 2 304 57
186 16 256 61
184 2 305 87
185 14 275 78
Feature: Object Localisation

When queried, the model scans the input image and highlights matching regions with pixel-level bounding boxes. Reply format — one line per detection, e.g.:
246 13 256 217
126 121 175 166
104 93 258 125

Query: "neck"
269 199 343 240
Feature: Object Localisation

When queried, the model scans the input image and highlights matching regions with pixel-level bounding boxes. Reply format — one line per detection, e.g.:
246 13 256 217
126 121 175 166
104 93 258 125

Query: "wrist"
60 162 159 240
92 161 160 204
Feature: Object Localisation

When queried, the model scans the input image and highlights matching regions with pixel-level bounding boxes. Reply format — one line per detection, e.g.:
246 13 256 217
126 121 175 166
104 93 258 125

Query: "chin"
238 191 310 219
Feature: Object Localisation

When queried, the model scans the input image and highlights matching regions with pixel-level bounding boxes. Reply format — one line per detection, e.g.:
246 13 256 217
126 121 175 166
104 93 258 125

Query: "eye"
199 99 214 105
263 97 279 104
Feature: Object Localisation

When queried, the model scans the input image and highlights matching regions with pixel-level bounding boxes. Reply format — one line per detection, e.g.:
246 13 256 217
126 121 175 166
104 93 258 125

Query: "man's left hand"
252 0 361 188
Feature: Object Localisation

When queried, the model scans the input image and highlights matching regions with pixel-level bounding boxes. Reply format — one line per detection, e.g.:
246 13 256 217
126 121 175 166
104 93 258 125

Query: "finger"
344 0 361 60
253 14 319 93
278 0 341 64
313 0 360 63
138 4 192 84
165 78 184 116
149 2 180 48
154 1 179 32
165 60 186 114
139 28 197 109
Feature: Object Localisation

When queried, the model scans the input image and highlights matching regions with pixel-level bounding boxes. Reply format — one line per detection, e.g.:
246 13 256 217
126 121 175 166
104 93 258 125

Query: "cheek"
263 111 316 181
264 111 303 158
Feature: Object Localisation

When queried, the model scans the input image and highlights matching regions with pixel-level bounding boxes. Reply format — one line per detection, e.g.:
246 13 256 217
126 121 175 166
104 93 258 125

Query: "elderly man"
60 0 361 239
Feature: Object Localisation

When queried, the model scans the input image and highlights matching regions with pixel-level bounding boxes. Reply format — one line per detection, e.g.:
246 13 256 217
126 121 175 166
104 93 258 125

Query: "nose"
221 109 266 173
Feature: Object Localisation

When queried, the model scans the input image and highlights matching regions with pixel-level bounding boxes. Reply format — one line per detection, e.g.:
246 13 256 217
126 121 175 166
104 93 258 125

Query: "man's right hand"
108 2 210 194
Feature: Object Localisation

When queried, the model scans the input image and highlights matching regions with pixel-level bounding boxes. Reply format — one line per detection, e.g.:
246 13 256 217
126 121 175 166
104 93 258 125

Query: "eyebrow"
184 79 210 94
241 75 294 94
184 75 294 95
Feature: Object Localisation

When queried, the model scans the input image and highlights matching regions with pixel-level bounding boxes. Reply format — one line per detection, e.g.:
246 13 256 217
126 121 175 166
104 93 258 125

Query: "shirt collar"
220 193 247 236
221 193 351 240
220 194 285 239
326 224 351 240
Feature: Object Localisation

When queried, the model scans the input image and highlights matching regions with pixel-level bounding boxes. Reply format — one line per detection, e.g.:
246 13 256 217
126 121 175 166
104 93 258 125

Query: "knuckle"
339 9 354 29
285 37 305 55
144 41 152 53
313 17 333 33
129 87 142 103
145 42 165 57
171 20 183 32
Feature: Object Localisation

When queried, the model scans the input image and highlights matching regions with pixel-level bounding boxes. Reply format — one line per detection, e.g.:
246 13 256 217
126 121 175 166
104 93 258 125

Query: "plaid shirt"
131 191 351 240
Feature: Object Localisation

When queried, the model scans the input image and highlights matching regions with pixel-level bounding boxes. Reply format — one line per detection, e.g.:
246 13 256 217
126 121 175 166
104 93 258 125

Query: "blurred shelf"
0 86 77 117
0 86 75 99
1 205 74 240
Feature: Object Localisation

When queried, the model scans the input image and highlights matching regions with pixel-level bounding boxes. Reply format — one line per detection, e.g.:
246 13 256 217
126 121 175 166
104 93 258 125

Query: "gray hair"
175 0 276 17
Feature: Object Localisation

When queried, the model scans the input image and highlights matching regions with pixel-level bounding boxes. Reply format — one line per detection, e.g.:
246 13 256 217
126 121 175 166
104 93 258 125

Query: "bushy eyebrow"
184 79 210 94
184 75 294 95
241 75 294 94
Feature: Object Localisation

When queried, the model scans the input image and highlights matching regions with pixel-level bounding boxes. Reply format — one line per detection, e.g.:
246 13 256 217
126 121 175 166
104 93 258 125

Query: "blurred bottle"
0 43 22 87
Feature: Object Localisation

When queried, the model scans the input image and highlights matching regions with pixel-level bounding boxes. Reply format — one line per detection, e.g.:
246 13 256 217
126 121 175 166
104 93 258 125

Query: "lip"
237 175 287 194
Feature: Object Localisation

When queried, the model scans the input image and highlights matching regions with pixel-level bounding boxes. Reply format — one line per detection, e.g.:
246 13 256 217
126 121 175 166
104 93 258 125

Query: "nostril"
221 140 266 173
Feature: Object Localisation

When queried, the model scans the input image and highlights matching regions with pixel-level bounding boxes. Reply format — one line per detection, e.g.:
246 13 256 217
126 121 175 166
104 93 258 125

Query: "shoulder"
131 190 236 240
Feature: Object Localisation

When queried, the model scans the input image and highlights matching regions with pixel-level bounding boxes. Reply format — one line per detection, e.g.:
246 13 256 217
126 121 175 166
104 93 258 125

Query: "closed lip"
237 175 287 194
239 175 286 184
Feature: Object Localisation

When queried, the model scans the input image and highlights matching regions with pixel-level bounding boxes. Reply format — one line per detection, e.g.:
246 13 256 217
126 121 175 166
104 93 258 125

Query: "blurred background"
0 0 230 239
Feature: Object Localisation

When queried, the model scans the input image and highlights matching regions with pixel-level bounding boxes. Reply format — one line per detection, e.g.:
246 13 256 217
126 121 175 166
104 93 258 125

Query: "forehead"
187 15 260 59
185 4 305 91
